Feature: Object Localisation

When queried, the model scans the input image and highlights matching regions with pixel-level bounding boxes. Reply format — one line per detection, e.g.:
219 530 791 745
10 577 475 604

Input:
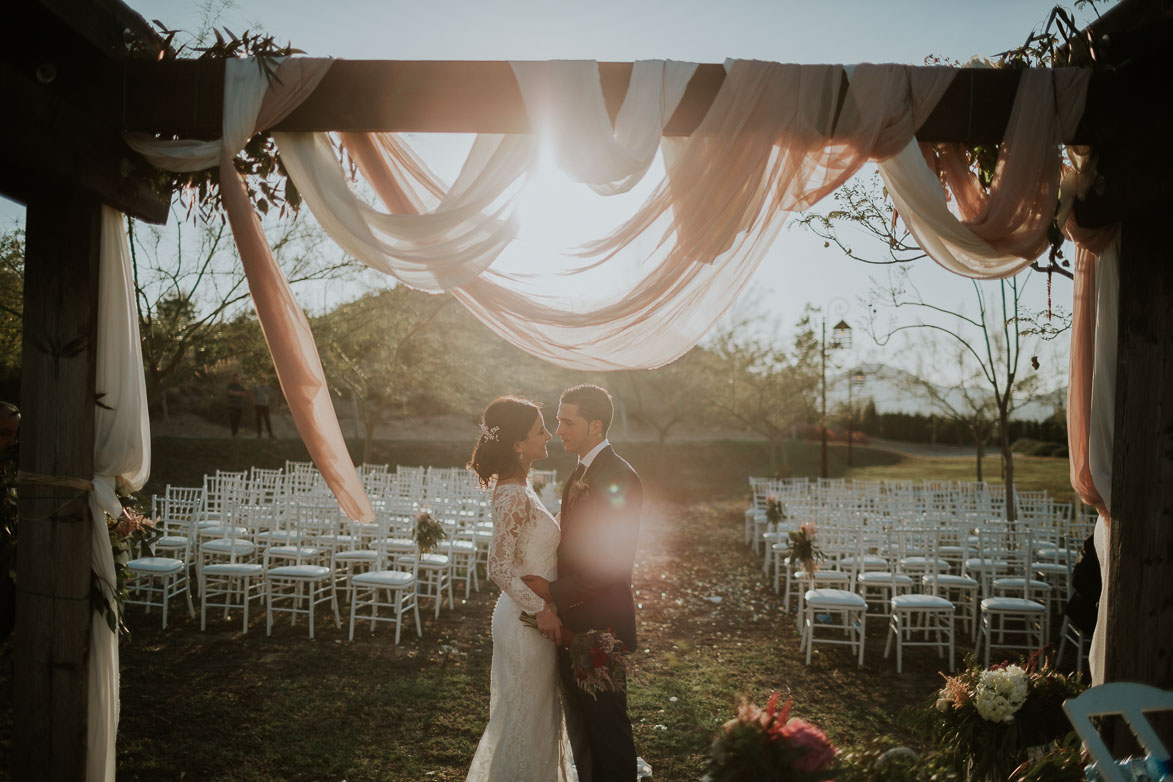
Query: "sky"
0 0 1100 391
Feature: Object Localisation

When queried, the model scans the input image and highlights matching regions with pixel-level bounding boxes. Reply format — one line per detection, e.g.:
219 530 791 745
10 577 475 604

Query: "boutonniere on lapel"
567 477 591 508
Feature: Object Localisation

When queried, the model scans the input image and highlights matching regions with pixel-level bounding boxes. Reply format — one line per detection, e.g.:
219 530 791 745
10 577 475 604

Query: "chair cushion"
353 570 415 587
267 564 330 579
154 536 188 550
980 596 1047 612
1032 562 1068 574
992 577 1050 591
892 593 954 610
202 563 264 576
804 588 867 608
411 553 450 566
334 549 378 561
964 557 1008 570
924 574 979 588
899 556 950 570
266 545 321 558
858 572 914 586
840 555 888 570
201 537 256 555
127 557 184 574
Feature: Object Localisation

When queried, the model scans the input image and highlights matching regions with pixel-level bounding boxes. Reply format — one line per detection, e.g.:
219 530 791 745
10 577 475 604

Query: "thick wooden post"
12 191 101 780
1106 210 1173 744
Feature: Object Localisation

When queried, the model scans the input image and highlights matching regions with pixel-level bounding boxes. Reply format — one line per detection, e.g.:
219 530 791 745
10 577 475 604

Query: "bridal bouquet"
704 693 837 782
919 654 1084 781
413 509 447 554
568 628 631 699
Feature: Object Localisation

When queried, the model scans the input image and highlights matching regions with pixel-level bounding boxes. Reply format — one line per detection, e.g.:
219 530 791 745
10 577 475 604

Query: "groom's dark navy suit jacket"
549 445 642 651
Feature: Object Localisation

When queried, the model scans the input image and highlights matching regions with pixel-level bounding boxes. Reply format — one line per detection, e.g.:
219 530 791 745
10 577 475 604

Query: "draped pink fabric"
586 62 955 270
927 69 1090 260
1067 246 1107 516
221 60 374 522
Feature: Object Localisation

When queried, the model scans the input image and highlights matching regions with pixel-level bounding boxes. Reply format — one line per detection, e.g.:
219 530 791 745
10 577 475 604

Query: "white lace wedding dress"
466 482 577 782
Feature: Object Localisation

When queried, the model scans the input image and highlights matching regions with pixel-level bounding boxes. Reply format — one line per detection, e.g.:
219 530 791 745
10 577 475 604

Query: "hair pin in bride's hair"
480 422 500 442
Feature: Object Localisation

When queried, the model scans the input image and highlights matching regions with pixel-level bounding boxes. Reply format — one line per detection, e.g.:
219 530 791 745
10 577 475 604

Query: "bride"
465 396 577 782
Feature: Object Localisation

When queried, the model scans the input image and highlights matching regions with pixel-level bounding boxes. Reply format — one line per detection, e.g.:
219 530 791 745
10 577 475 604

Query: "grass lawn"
0 436 1074 780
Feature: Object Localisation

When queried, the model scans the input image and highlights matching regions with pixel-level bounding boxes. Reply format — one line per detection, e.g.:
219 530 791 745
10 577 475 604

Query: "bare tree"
128 208 355 418
868 268 1050 520
615 349 711 471
703 310 820 471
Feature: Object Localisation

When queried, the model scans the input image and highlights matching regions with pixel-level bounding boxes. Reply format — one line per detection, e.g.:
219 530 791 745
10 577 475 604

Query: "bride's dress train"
466 483 577 782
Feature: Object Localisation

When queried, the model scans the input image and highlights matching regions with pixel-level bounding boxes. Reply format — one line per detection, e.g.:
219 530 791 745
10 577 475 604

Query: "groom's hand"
521 574 552 602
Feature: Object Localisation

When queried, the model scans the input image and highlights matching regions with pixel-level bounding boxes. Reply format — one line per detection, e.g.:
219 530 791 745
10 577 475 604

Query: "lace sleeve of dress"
489 485 547 613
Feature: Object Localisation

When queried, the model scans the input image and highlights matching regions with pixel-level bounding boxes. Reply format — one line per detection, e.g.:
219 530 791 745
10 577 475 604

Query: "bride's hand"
536 604 562 645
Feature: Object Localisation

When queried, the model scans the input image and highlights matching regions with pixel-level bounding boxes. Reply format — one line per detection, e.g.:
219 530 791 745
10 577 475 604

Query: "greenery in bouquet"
413 509 448 554
835 739 962 782
96 493 163 635
913 653 1085 782
788 522 824 576
766 494 786 525
704 693 839 782
1008 734 1087 782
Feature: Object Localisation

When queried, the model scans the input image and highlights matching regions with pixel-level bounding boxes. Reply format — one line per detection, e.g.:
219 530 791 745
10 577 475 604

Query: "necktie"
563 462 586 510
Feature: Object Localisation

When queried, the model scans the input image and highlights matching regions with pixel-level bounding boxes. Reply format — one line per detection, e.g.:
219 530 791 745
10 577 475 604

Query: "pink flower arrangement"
707 693 837 781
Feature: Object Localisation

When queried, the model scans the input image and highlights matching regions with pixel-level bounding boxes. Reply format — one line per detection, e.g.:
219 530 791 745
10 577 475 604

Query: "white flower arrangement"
973 664 1029 723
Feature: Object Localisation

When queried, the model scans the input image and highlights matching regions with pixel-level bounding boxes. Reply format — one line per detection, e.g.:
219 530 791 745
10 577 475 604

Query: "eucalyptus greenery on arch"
129 22 308 223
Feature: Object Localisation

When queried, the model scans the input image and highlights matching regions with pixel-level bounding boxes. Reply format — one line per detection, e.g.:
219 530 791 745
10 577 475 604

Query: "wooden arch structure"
3 0 1172 776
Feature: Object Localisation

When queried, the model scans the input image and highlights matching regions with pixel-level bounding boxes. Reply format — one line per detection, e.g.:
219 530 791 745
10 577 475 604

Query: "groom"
523 384 642 782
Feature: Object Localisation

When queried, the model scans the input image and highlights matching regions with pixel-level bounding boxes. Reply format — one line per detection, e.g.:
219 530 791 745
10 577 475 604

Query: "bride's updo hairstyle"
468 396 542 489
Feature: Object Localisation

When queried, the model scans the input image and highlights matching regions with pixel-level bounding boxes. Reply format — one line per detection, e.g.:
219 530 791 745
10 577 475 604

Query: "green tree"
0 231 24 380
318 287 459 464
129 208 354 419
704 311 820 470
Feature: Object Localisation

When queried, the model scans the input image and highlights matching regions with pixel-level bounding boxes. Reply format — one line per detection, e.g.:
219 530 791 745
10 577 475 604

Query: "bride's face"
515 411 551 465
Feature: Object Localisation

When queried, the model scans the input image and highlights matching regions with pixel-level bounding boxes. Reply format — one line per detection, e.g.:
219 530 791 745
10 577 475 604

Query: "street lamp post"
847 369 865 466
820 300 851 479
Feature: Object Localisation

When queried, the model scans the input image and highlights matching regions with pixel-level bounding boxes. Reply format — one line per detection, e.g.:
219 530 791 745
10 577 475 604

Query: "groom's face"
556 402 600 458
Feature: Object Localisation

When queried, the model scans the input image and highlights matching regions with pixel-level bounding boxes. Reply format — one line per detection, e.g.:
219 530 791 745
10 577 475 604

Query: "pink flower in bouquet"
779 718 836 773
588 645 608 669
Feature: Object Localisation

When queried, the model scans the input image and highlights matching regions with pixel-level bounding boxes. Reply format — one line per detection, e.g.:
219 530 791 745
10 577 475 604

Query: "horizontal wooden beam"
0 62 171 224
112 59 1106 145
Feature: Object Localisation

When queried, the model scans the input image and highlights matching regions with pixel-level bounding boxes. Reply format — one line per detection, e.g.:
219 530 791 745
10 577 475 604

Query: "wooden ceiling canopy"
3 0 1167 227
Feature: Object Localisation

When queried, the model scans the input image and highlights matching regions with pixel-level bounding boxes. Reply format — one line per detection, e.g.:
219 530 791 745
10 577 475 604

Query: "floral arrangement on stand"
788 522 823 576
413 509 448 554
96 499 162 634
704 693 838 782
531 475 547 498
766 494 786 525
918 653 1085 782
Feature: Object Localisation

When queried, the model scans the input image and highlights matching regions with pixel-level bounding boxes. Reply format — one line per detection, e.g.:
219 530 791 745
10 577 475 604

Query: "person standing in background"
226 375 246 437
253 381 274 438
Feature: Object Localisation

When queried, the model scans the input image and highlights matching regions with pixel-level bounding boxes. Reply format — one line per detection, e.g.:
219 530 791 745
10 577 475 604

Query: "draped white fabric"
277 60 968 369
1087 238 1119 685
86 207 153 781
870 68 1089 280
